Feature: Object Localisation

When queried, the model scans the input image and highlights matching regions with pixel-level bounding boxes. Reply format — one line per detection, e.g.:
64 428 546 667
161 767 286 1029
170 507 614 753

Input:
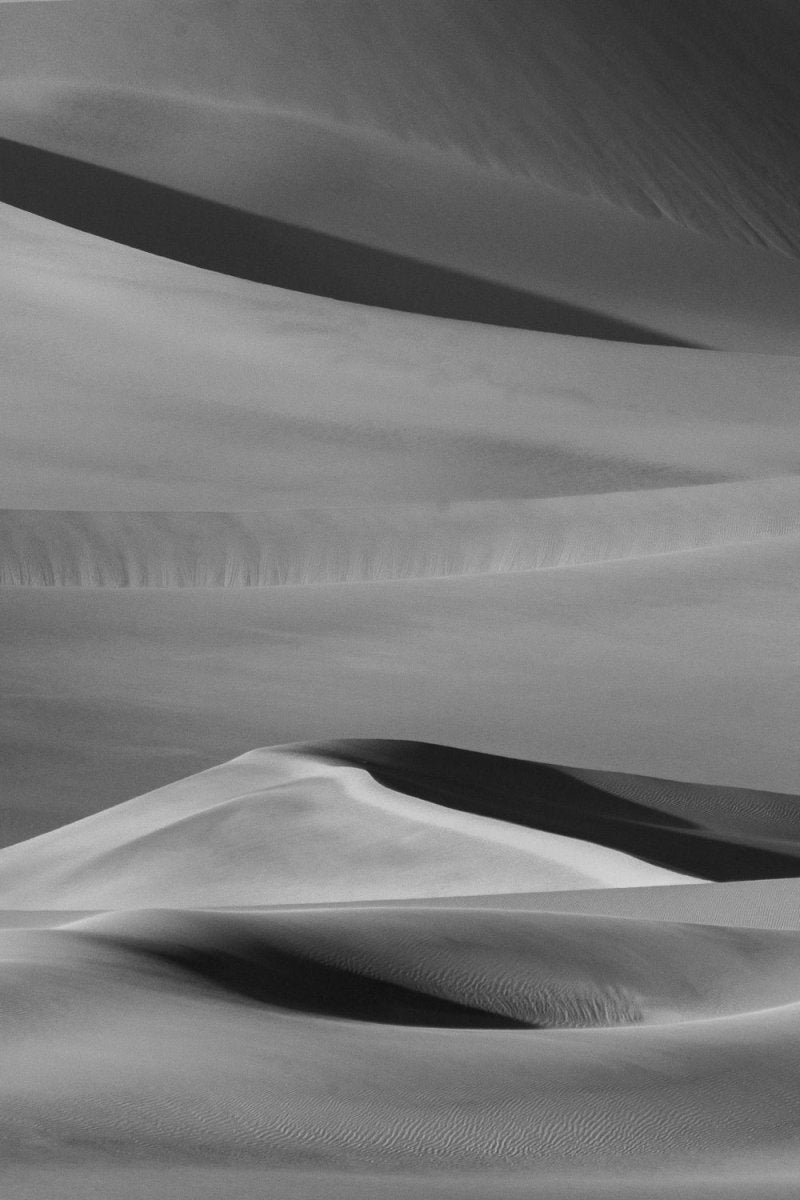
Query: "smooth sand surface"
4 111 800 350
3 202 800 511
3 2 800 1195
2 897 800 1189
0 748 695 908
3 535 800 844
2 0 799 257
4 476 800 585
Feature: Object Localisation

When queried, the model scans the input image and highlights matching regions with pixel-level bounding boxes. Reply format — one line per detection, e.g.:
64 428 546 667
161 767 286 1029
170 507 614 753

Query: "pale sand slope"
3 873 800 932
3 534 800 844
4 476 800 586
409 878 800 932
4 101 800 350
1 0 798 257
2 906 800 1194
0 749 692 908
2 204 800 510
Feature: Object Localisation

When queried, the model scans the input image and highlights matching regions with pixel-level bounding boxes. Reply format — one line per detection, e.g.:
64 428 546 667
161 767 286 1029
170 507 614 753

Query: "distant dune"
427 876 800 932
4 203 800 511
315 740 800 881
0 135 699 348
3 99 800 349
3 2 800 1196
0 747 695 908
2 0 799 256
3 532 800 847
3 478 800 586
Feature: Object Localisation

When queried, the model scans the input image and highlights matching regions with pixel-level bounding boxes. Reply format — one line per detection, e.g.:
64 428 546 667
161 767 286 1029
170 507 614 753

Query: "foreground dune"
2 898 800 1196
2 1 800 1195
2 747 800 1194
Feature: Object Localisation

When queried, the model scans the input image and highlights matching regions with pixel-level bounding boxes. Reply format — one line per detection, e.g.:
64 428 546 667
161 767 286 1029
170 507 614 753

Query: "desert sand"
2 2 800 1198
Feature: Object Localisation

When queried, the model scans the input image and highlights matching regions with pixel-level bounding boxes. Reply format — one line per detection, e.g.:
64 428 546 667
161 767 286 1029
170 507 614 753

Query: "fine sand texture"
2 2 800 1197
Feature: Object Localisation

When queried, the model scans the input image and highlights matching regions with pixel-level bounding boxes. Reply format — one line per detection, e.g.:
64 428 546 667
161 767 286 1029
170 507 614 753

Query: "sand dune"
2 0 799 256
3 202 800 511
422 877 800 932
3 903 800 1191
3 533 800 846
56 905 800 1027
316 740 800 880
3 2 800 1195
0 747 693 908
3 111 800 350
3 476 800 586
0 133 700 348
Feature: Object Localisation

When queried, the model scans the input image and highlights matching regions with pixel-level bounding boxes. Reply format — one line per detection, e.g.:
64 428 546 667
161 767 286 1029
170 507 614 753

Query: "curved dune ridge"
2 95 800 350
0 133 699 349
4 476 800 586
0 745 696 909
422 877 800 933
314 740 800 882
3 901 800 1186
37 905 800 1028
1 0 799 258
3 2 800 1196
3 741 800 914
5 199 800 512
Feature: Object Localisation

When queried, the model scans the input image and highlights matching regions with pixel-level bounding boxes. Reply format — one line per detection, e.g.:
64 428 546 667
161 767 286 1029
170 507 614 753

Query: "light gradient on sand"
2 2 800 1196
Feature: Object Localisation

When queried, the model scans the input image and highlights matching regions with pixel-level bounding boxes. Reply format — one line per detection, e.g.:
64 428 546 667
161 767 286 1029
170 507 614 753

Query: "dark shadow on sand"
315 740 800 883
0 136 700 346
96 931 535 1029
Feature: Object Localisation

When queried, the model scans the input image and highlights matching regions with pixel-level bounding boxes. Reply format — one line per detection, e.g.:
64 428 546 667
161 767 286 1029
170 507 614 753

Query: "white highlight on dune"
0 748 694 909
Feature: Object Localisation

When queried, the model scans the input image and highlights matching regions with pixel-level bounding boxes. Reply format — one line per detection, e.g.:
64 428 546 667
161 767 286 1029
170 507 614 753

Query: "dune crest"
0 746 695 909
3 2 800 1195
3 478 800 586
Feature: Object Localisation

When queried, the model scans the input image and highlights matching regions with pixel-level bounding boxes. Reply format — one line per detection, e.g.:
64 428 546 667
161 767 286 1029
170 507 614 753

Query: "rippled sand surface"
2 3 800 1197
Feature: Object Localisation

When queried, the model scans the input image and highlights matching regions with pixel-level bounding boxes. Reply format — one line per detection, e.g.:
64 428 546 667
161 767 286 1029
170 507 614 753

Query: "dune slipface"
1 2 800 1198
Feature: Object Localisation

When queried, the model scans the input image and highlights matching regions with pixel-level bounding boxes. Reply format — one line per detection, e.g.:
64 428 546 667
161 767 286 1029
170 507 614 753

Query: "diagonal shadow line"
0 136 702 347
88 931 536 1029
314 740 800 883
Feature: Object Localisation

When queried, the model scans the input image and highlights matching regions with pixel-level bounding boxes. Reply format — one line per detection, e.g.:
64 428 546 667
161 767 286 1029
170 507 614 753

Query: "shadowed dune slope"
4 203 800 512
1 0 799 257
4 477 800 586
4 2 800 1196
316 741 800 881
0 748 692 908
3 911 800 1185
2 99 800 350
49 906 800 1027
0 136 697 347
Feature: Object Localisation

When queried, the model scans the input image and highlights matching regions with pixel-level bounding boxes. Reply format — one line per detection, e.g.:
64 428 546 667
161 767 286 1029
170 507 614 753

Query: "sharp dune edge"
3 2 800 1197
